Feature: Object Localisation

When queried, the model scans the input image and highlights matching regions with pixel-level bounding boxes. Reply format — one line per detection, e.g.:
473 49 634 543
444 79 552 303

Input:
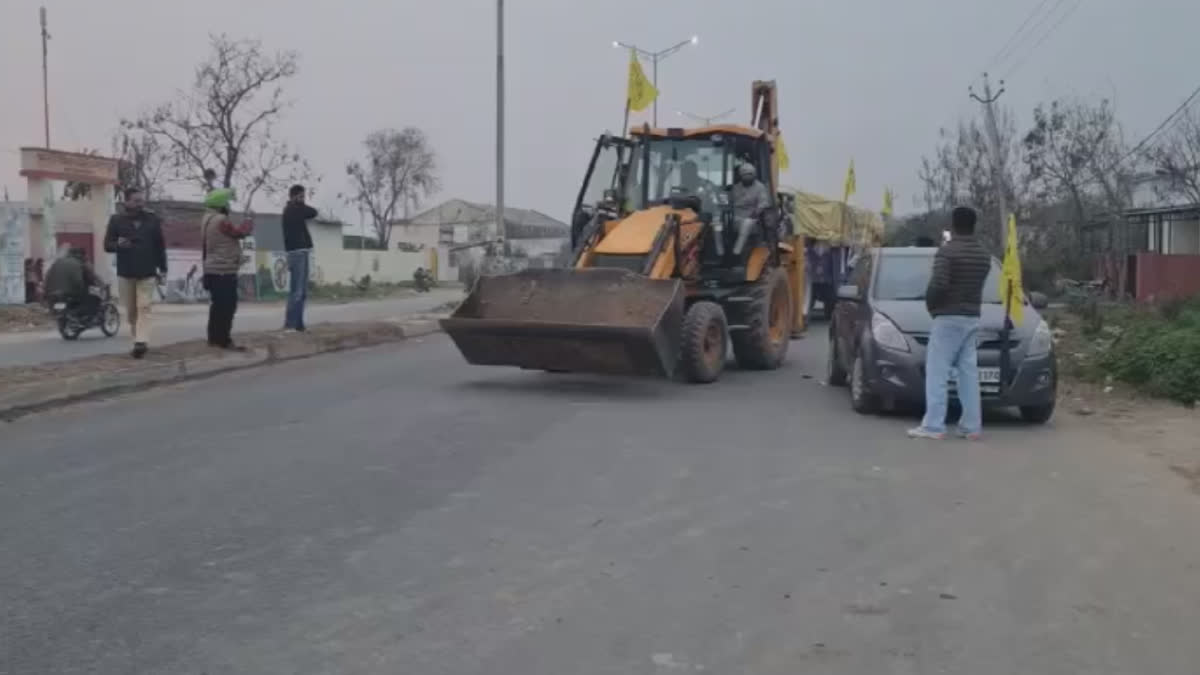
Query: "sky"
2 0 1198 224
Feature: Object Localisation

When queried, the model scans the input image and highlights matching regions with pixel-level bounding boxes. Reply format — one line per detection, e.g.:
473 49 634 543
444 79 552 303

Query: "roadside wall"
1134 253 1200 302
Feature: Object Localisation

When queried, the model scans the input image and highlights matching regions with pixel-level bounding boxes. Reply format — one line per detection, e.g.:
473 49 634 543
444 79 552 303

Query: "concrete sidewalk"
0 288 461 368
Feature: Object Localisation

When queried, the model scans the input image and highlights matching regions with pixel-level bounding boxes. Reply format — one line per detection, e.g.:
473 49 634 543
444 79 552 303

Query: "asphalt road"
3 331 1200 674
0 289 461 368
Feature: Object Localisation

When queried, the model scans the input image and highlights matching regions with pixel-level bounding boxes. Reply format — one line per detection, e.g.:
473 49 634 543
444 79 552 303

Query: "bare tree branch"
345 128 441 248
1145 105 1200 206
123 34 312 208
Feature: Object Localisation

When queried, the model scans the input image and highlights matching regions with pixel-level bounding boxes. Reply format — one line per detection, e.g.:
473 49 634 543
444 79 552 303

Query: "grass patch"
1051 297 1200 406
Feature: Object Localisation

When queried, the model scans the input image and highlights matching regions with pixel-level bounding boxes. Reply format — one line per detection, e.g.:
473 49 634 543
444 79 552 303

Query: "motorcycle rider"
43 248 101 318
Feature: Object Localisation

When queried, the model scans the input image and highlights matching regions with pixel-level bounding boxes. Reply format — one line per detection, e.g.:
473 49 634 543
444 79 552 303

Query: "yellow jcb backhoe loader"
441 80 806 383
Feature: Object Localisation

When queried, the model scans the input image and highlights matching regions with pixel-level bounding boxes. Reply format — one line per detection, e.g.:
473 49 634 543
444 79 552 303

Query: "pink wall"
1135 253 1200 303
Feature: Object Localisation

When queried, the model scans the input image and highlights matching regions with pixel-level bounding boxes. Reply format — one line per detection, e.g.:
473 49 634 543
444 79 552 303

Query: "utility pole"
40 6 50 148
970 72 1007 250
495 0 506 247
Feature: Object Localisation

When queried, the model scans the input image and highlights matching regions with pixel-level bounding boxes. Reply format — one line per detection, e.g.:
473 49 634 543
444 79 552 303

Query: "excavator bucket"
440 268 684 377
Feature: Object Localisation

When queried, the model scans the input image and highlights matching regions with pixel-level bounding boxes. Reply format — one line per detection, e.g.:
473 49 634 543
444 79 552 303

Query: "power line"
1001 0 1083 81
1116 82 1200 168
986 0 1057 73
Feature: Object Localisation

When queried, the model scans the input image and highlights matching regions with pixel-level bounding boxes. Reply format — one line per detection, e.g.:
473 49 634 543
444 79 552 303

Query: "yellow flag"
625 51 658 112
842 160 856 203
882 187 894 217
776 134 790 171
1001 213 1024 326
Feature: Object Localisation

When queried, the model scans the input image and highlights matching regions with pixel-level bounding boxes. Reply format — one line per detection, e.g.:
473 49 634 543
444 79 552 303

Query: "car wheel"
827 330 847 387
850 351 879 414
1020 400 1055 424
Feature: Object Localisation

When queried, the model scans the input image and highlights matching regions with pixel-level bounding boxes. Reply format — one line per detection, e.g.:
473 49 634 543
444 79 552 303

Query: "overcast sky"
2 0 1198 222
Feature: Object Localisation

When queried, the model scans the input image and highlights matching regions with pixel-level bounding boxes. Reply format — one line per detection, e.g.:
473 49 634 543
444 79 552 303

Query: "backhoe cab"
442 80 803 383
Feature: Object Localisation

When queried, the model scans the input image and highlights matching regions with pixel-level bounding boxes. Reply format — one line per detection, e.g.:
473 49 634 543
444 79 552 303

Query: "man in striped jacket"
909 206 991 441
201 188 253 350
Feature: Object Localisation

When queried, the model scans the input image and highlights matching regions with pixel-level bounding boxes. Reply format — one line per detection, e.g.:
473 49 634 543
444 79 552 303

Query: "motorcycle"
49 285 121 340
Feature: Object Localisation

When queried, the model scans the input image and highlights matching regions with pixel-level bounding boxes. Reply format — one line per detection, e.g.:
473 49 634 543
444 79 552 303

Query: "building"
1083 171 1200 302
389 199 569 281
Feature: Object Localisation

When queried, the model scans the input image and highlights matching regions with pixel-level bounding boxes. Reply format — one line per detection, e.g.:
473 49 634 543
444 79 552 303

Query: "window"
873 253 1004 303
625 138 728 211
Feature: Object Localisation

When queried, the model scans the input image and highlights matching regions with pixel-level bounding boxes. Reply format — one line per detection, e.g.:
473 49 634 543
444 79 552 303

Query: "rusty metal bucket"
440 268 684 377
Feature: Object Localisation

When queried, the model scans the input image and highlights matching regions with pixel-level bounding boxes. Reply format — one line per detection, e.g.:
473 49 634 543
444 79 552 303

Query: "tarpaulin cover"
783 187 883 246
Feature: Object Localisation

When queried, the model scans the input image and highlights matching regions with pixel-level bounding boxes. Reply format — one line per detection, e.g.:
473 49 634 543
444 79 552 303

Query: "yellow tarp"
783 188 883 246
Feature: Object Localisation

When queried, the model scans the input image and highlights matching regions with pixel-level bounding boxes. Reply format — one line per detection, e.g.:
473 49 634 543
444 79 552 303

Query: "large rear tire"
731 267 793 370
680 301 727 384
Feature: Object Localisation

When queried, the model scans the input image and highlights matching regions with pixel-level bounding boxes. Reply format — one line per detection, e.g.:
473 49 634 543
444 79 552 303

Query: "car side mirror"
1028 291 1049 310
837 284 860 301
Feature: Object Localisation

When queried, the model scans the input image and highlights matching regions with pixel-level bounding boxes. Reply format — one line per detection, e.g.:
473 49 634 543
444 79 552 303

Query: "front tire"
680 301 727 384
100 304 120 337
731 268 793 370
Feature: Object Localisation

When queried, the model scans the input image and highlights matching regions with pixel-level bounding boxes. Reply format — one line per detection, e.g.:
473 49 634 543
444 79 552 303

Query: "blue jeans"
284 250 310 330
921 315 982 434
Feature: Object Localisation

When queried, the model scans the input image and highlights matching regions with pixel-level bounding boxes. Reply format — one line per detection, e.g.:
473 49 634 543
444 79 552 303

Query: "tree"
113 129 171 199
125 34 314 208
344 127 440 248
918 107 1026 250
1145 105 1200 206
1022 97 1133 223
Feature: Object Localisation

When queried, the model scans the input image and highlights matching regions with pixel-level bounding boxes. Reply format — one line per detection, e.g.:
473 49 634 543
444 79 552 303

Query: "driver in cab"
730 162 770 253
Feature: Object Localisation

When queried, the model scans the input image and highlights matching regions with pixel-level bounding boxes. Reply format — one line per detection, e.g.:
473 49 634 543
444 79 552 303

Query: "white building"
391 199 569 282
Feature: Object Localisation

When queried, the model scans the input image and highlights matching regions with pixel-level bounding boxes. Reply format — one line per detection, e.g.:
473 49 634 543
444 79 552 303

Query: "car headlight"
1027 319 1053 357
871 313 909 352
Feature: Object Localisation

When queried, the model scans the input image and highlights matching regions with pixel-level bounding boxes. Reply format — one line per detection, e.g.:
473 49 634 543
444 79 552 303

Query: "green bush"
1098 298 1200 404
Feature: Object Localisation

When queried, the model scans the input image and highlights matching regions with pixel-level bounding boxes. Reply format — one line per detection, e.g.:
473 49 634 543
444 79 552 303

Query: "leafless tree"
1023 97 1134 223
124 34 314 209
345 127 440 248
1145 105 1200 206
918 106 1027 250
113 129 171 200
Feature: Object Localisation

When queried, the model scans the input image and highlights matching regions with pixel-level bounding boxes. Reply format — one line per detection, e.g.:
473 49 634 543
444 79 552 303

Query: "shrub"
1098 300 1200 404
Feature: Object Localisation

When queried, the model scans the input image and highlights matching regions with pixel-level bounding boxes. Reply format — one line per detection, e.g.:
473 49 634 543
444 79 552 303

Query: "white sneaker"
907 427 946 440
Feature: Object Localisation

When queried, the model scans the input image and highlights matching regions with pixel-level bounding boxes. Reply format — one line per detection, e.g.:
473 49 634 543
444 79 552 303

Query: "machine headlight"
871 313 909 352
715 192 729 206
1027 319 1053 357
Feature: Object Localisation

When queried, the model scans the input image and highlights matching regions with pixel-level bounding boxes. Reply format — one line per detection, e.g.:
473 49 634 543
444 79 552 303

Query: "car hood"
873 300 1038 339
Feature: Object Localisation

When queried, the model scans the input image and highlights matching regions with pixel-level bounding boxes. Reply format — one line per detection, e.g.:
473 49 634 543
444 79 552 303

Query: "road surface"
0 288 461 368
3 332 1199 674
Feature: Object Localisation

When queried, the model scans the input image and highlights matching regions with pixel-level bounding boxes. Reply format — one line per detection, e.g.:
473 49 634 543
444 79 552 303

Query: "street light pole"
677 108 735 125
612 36 698 126
495 0 506 246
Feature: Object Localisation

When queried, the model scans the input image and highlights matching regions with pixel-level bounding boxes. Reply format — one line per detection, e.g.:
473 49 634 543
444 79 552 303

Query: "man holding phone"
104 188 167 358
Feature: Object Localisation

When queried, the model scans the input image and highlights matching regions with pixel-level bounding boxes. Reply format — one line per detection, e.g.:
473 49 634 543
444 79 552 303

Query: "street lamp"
677 108 735 125
612 35 699 126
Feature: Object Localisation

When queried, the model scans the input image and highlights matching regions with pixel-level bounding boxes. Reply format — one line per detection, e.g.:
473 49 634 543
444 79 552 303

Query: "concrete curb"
0 318 444 422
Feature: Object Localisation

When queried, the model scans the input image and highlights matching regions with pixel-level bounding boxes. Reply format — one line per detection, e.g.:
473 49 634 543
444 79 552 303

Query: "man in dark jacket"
43 248 100 317
281 184 318 331
909 206 992 440
103 188 167 358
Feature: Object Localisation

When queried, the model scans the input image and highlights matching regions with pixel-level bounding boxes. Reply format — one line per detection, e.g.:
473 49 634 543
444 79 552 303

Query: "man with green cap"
200 187 252 349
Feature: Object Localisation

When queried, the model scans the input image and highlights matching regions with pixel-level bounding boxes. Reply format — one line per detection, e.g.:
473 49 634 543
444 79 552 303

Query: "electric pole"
40 6 50 148
495 0 506 247
970 73 1007 250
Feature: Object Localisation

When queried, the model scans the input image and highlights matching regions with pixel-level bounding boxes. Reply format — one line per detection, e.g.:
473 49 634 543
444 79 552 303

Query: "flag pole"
1000 279 1013 392
622 98 631 137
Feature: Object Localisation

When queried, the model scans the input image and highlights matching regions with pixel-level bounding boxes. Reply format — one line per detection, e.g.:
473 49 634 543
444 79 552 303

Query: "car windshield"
625 137 727 211
873 252 1004 303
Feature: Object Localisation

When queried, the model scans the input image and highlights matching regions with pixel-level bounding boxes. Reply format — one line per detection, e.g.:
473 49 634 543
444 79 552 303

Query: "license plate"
52 302 65 310
949 367 1001 384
